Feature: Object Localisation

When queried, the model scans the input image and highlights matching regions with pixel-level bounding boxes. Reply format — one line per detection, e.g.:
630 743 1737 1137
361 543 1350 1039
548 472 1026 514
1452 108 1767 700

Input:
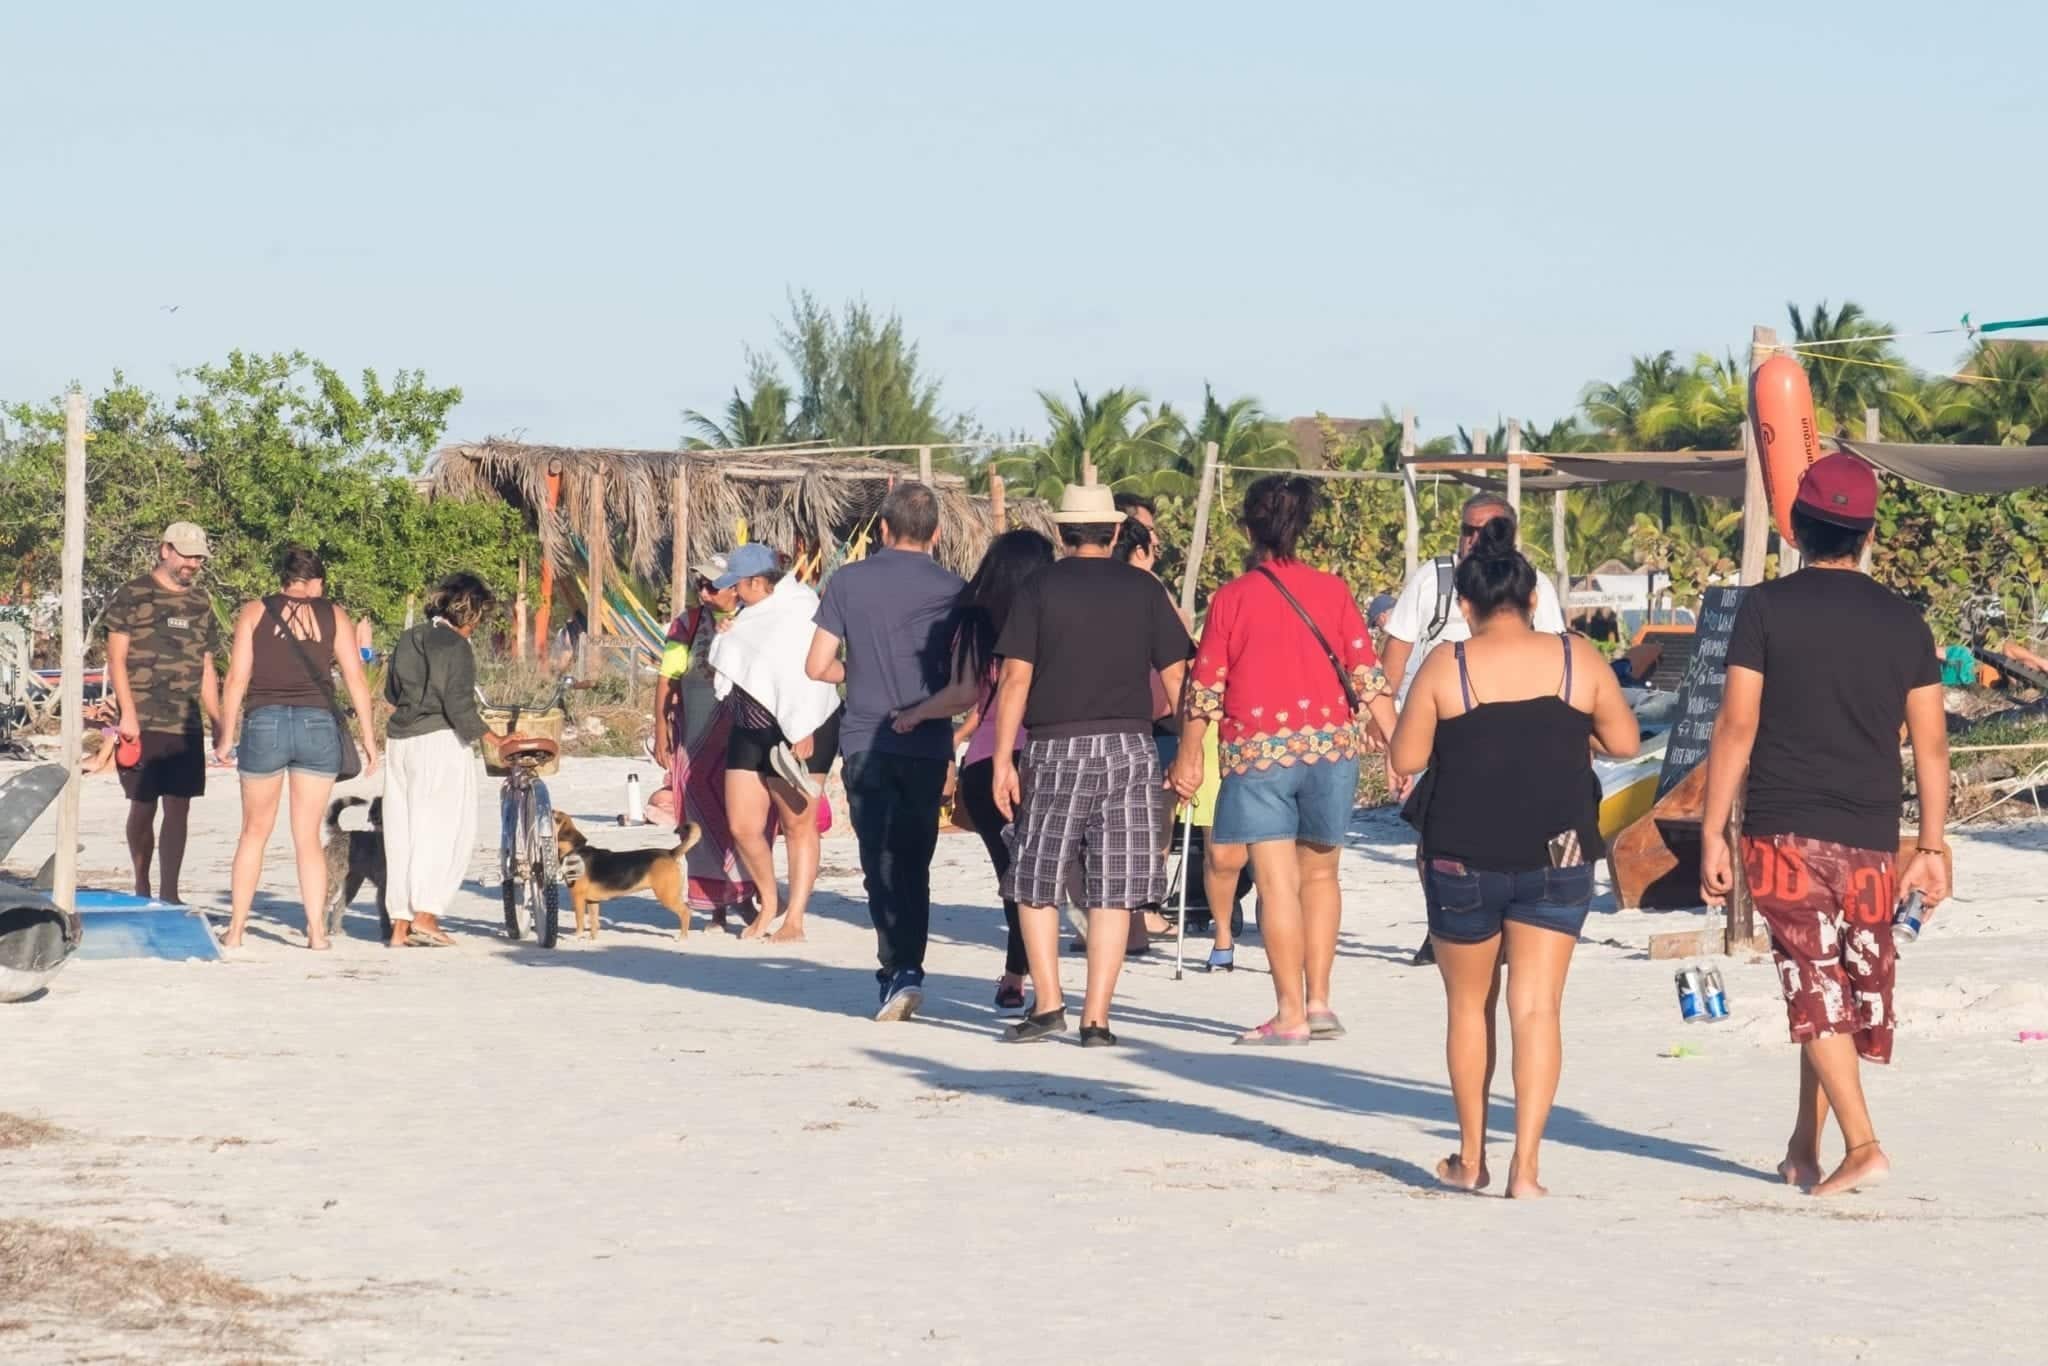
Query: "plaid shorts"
1004 732 1166 911
1742 834 1899 1064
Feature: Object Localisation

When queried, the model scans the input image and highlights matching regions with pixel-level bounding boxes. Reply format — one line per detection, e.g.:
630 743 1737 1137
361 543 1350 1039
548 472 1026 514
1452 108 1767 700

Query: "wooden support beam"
1178 442 1219 620
534 464 561 655
515 556 528 661
1082 448 1096 488
588 469 608 639
670 467 689 619
1552 487 1570 613
1400 408 1419 576
1859 407 1880 573
918 445 933 485
1505 418 1523 523
53 390 86 912
989 474 1006 530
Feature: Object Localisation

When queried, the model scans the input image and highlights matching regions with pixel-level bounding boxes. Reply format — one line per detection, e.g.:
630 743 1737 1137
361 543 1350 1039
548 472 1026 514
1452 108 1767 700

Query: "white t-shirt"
1384 556 1567 700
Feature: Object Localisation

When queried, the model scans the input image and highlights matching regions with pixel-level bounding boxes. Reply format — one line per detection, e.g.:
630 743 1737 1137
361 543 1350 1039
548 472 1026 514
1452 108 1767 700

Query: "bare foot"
1506 1154 1547 1199
739 915 773 941
1812 1142 1889 1197
769 920 806 942
219 933 244 950
1435 1154 1490 1192
1776 1149 1823 1190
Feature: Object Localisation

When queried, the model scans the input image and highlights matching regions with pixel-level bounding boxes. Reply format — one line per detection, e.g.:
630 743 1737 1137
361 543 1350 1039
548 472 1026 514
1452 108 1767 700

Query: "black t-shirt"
995 556 1192 740
1727 569 1940 852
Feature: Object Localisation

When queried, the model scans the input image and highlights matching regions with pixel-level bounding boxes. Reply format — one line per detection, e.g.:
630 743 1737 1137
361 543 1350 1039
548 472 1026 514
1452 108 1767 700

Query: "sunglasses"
1458 522 1492 537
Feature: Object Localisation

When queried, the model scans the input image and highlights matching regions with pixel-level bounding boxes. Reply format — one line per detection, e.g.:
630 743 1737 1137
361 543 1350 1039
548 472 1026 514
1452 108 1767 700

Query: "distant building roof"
1284 415 1389 468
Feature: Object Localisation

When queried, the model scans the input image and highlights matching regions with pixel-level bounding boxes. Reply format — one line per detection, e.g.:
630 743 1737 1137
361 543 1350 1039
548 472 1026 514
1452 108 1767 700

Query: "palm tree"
683 356 797 449
999 385 1179 501
1929 341 2048 445
1170 384 1296 475
1786 299 1926 436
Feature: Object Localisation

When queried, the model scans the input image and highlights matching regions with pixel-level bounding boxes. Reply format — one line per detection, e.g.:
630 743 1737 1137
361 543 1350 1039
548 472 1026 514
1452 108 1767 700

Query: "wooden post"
514 556 529 661
1740 327 1774 584
1400 408 1419 576
1082 448 1097 488
1177 441 1219 620
52 391 86 912
587 469 608 639
670 465 689 619
1505 419 1523 523
917 446 934 486
989 474 1006 530
1859 406 1880 573
1552 487 1570 613
534 464 561 655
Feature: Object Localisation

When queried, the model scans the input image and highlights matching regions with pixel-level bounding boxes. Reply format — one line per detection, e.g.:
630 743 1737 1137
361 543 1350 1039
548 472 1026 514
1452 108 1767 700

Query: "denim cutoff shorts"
1423 859 1595 943
1211 757 1359 847
237 704 343 778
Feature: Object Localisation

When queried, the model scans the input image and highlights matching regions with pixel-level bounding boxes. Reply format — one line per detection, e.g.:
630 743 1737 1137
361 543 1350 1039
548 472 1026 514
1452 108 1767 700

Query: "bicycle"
478 675 579 948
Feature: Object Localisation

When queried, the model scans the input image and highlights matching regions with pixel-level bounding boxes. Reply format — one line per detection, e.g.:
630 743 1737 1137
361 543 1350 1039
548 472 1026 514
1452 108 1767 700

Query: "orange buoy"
1750 354 1822 542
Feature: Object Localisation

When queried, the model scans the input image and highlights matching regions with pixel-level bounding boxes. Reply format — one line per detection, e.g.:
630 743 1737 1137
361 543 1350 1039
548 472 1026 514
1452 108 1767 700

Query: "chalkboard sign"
1653 585 1748 799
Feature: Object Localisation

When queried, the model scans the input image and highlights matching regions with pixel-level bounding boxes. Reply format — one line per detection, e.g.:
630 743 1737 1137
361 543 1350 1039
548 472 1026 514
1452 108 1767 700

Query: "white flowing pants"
382 729 479 918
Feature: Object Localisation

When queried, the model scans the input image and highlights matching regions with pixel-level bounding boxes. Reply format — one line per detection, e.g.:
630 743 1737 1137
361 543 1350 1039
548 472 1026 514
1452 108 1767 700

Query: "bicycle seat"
492 734 560 767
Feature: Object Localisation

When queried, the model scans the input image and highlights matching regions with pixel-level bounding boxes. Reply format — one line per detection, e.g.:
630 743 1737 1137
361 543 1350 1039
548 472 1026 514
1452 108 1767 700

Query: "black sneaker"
1002 1005 1068 1043
875 971 925 1022
1080 1025 1118 1048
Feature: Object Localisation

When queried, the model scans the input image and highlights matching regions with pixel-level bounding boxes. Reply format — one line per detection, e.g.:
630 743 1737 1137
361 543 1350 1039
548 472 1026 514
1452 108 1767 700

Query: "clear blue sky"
5 1 2038 452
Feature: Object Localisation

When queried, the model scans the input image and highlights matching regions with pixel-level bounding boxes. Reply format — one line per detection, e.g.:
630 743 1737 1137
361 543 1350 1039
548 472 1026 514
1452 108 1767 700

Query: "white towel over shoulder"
706 575 842 742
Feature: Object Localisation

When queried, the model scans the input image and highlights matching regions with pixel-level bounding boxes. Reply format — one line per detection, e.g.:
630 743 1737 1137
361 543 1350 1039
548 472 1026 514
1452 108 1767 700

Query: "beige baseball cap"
161 522 212 558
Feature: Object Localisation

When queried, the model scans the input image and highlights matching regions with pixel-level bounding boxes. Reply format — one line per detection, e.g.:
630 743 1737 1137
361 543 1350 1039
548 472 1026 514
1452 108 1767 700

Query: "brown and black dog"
552 811 701 941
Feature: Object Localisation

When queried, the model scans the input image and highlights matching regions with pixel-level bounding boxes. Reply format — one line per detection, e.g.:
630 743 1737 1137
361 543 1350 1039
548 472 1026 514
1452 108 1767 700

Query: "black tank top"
246 595 340 711
1419 635 1603 872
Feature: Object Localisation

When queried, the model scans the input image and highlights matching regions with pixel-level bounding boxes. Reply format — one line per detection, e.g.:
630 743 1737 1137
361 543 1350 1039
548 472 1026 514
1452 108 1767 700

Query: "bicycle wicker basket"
481 704 565 778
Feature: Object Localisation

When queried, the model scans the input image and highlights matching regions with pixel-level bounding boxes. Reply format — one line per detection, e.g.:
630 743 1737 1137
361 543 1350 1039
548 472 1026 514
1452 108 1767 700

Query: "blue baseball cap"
712 543 778 589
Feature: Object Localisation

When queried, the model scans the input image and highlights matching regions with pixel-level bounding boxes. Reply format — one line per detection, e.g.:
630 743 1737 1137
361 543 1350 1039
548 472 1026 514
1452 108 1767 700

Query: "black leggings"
956 757 1027 976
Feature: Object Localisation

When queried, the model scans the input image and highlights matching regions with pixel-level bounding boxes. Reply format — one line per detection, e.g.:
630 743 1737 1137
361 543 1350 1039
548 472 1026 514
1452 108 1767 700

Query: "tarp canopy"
1828 438 2048 495
1404 451 1746 500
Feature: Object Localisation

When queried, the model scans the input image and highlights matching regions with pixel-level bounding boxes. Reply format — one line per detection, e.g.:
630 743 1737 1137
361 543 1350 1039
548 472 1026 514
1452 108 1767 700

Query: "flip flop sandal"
409 929 455 947
1233 1022 1312 1047
1308 1010 1346 1039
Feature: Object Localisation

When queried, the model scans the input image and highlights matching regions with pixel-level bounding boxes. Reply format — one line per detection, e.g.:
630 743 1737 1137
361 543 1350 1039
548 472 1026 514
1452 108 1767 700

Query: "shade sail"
1827 438 2048 495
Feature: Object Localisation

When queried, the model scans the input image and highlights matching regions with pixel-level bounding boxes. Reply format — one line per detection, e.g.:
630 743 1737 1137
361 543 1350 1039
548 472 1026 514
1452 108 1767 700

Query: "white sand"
4 752 2046 1363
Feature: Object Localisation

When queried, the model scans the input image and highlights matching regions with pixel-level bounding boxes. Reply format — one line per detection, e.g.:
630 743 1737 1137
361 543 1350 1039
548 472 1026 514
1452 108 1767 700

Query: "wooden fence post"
989 474 1006 530
52 390 86 912
515 556 528 661
534 463 561 656
1505 418 1522 523
671 465 689 619
1552 487 1570 613
1400 408 1419 576
588 468 608 639
1082 447 1097 488
1740 327 1774 584
1859 406 1880 573
918 446 933 486
1178 442 1219 620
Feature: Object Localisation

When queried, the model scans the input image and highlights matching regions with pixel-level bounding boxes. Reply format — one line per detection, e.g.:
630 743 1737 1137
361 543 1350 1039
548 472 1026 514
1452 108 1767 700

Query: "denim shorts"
1423 858 1594 943
1211 757 1359 847
238 704 343 778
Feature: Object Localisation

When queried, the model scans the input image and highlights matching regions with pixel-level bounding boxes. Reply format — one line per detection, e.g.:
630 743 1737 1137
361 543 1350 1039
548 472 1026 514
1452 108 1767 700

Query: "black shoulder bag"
1253 566 1362 713
260 597 364 782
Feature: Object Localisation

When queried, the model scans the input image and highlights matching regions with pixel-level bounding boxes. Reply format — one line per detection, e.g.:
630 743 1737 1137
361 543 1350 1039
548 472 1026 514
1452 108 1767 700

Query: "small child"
80 697 122 776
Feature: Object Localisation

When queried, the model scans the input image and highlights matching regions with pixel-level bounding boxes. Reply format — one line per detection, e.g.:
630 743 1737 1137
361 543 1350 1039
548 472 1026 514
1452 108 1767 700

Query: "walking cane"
1173 802 1193 981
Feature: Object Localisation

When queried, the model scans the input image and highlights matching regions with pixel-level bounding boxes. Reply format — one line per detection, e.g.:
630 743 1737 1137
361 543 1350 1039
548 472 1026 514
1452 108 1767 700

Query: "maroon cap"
1794 452 1877 529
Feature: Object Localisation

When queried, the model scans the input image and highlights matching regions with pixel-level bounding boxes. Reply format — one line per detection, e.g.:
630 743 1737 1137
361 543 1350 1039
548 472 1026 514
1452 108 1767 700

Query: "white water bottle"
623 772 644 826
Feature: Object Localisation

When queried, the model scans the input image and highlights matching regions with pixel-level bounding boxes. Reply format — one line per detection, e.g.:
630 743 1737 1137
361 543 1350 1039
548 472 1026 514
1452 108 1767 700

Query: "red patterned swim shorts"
1740 834 1898 1064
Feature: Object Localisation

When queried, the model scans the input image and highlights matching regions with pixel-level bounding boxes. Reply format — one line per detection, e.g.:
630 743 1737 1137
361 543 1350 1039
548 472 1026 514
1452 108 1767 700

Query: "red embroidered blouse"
1187 560 1388 774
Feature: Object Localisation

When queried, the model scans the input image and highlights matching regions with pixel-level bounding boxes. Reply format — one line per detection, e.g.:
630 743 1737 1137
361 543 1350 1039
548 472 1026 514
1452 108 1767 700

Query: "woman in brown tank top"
215 547 379 950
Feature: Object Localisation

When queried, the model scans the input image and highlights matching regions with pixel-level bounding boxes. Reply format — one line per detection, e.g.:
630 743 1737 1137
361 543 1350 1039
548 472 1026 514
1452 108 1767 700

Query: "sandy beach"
4 752 2045 1364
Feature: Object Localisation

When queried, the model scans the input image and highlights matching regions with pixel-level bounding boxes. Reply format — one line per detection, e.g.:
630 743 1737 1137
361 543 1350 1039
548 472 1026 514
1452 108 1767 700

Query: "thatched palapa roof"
429 440 1055 580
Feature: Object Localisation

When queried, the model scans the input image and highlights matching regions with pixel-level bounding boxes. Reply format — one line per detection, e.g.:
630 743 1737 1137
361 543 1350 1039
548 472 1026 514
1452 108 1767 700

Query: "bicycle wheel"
524 780 560 948
500 780 526 941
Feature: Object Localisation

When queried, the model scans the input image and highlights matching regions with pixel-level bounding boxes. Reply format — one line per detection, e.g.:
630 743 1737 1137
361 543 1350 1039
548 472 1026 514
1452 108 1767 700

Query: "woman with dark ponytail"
1169 475 1397 1044
1388 516 1638 1197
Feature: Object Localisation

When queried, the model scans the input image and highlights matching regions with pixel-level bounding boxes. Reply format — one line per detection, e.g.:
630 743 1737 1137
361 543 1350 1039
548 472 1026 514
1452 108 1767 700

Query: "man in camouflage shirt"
106 523 223 903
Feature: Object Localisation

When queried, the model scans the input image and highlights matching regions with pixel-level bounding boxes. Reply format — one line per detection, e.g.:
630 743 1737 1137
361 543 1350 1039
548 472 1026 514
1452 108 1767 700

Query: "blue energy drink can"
1893 889 1925 944
1702 966 1729 1020
1675 967 1708 1022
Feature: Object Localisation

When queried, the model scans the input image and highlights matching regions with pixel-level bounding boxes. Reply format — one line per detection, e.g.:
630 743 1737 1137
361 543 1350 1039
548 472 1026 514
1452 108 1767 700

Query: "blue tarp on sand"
73 890 221 961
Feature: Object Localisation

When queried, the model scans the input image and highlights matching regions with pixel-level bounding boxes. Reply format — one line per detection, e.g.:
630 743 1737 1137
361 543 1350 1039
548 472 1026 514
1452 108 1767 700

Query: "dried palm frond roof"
430 440 1055 578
